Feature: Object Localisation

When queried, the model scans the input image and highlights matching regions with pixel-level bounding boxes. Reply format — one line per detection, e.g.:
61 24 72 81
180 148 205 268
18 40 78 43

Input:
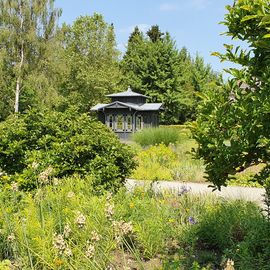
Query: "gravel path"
125 179 266 206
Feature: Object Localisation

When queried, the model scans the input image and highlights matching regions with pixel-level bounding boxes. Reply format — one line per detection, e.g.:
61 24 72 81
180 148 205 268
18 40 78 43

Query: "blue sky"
55 0 241 76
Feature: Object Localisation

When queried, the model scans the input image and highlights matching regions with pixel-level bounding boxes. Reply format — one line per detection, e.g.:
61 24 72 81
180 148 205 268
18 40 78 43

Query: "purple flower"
188 216 196 225
178 185 191 196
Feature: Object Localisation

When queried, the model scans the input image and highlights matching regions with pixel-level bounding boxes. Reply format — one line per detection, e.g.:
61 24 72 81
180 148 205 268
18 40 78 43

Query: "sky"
55 0 242 76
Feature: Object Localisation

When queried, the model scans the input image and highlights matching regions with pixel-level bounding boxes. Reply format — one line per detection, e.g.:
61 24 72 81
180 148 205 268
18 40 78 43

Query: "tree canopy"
120 25 218 124
192 0 270 189
0 0 62 118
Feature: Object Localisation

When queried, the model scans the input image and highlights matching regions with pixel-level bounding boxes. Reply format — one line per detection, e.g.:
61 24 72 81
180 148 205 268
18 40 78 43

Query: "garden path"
125 179 265 206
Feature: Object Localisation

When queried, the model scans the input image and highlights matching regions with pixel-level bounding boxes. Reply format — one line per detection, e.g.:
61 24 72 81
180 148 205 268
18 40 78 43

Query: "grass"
132 127 180 147
131 126 206 183
131 125 263 187
0 176 268 269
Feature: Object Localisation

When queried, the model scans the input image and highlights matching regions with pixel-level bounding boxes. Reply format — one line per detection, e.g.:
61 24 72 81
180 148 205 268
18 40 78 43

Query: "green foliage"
61 14 123 113
132 144 179 181
0 109 136 192
121 26 219 124
131 127 205 183
133 127 180 146
0 0 63 116
0 174 267 269
192 0 270 189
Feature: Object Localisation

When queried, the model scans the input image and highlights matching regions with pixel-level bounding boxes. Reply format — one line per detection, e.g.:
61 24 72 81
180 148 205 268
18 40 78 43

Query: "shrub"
131 144 179 181
0 108 136 192
132 127 180 147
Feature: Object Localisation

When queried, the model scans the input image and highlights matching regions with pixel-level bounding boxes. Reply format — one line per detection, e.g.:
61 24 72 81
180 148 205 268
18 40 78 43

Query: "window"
107 115 114 129
126 114 132 131
136 115 143 130
116 114 124 131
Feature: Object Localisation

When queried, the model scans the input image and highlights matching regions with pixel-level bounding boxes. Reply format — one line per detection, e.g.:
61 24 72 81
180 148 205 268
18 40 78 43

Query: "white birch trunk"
14 1 24 113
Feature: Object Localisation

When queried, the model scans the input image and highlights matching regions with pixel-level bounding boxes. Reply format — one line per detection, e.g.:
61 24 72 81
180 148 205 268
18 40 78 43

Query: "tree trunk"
14 1 24 113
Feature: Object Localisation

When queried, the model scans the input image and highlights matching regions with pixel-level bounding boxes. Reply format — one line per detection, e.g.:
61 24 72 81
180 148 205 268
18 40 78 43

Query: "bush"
132 127 180 146
0 109 136 192
132 144 179 181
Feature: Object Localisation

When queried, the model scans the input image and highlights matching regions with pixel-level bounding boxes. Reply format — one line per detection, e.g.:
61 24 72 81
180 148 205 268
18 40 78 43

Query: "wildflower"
225 259 235 270
38 166 53 184
11 182 18 192
67 191 75 198
31 161 39 170
129 202 135 209
54 258 64 267
178 185 191 196
64 247 73 257
53 234 66 254
106 192 113 201
53 178 59 186
63 224 72 238
188 216 196 225
90 230 101 242
85 244 95 258
168 218 175 223
7 233 15 242
75 212 86 228
105 202 114 219
112 220 133 236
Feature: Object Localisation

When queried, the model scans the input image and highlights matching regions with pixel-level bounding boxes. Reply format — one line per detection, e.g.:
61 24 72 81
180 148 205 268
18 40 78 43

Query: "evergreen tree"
0 0 62 117
62 14 122 112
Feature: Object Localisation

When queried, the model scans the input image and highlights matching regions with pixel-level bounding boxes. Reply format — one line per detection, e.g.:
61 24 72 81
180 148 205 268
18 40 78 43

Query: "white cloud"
159 1 210 12
119 24 150 34
159 3 179 12
190 0 210 10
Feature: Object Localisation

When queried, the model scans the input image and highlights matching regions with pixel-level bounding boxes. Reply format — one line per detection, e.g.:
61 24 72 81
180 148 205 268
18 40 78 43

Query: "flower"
38 166 53 184
11 182 18 192
64 247 73 257
67 191 75 198
7 233 15 242
90 231 101 242
105 202 114 219
75 212 86 228
63 224 72 238
178 185 191 196
188 216 196 225
53 234 66 254
31 161 39 170
85 244 95 258
112 220 133 236
129 202 135 209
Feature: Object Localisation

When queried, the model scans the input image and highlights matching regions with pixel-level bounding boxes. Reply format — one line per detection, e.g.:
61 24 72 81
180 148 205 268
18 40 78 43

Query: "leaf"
241 15 258 22
263 33 270 38
240 5 253 12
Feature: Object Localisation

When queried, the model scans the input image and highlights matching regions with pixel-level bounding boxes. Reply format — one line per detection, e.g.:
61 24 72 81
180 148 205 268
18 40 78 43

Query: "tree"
0 0 62 116
192 0 270 189
121 25 217 124
61 14 122 112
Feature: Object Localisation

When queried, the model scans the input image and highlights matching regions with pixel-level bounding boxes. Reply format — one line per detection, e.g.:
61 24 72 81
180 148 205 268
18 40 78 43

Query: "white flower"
7 233 15 242
85 244 95 258
75 212 86 228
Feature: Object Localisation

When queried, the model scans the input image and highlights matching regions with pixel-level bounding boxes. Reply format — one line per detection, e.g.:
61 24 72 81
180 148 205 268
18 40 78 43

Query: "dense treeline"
0 0 219 124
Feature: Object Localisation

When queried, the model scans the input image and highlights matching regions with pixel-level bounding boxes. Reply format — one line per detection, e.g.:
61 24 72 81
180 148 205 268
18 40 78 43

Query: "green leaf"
263 33 270 38
240 5 253 12
241 15 258 22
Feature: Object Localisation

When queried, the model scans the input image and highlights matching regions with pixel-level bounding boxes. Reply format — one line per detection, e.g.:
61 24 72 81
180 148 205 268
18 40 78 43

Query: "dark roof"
90 101 163 111
106 87 148 98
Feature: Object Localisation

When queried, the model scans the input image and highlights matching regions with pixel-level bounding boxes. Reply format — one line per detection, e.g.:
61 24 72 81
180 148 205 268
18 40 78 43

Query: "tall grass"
133 127 180 147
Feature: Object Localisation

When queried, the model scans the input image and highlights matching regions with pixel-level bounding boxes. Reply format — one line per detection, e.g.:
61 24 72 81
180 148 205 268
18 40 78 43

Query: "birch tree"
0 0 61 114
